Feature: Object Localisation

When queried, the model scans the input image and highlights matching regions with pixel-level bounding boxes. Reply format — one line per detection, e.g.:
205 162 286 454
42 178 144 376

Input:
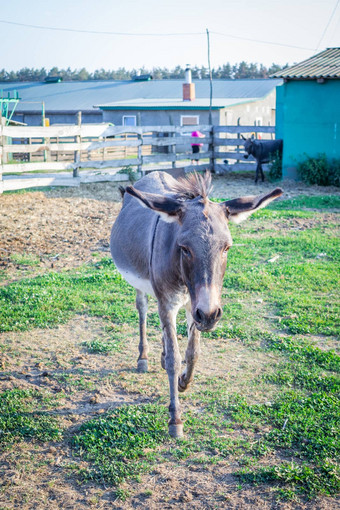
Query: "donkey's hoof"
137 359 148 373
178 376 190 393
168 423 183 438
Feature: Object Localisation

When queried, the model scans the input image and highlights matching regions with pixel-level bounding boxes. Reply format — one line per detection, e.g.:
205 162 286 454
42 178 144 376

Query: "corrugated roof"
271 47 340 79
0 79 281 112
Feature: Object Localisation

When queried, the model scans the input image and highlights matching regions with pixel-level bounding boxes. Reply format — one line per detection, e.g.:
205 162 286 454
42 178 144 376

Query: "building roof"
96 97 258 110
271 47 340 79
0 79 282 112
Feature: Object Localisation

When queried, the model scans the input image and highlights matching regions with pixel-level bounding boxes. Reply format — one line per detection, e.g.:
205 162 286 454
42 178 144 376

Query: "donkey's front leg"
260 162 265 182
178 308 201 392
159 305 183 438
136 290 148 373
255 161 260 183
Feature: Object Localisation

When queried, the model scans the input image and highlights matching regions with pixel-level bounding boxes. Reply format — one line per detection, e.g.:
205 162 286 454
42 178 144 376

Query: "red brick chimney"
183 65 195 101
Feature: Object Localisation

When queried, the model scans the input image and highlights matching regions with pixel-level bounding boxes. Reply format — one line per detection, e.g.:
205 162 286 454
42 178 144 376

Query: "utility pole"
206 28 213 125
206 28 214 172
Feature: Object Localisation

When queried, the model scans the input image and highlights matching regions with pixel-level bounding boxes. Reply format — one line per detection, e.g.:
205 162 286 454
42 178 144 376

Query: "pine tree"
0 62 286 82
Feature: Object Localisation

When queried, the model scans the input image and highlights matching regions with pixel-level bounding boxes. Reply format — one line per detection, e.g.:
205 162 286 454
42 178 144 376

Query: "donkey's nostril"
194 307 222 326
215 307 223 320
195 308 204 323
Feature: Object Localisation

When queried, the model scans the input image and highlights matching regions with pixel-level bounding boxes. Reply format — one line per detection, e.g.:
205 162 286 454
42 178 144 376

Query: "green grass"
0 388 63 446
268 195 340 210
228 391 339 461
265 361 340 393
72 404 167 485
221 223 340 337
83 324 126 354
83 337 122 354
9 252 40 267
236 461 340 499
53 372 96 391
0 258 137 332
265 335 340 372
4 186 55 194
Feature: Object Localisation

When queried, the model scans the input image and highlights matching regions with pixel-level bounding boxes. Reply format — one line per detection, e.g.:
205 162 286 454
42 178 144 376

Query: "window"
123 115 136 126
180 115 199 126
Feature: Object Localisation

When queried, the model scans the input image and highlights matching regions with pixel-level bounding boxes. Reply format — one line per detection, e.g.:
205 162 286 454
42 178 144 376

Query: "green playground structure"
0 90 21 125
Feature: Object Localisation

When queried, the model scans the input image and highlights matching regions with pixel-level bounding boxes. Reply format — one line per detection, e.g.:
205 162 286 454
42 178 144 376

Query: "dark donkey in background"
242 134 283 183
111 171 282 437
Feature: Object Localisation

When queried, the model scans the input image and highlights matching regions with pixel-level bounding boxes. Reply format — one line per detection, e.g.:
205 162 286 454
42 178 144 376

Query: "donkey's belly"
116 264 156 298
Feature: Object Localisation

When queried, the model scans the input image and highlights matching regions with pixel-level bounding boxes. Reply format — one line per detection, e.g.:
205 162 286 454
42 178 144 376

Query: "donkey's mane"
170 171 212 200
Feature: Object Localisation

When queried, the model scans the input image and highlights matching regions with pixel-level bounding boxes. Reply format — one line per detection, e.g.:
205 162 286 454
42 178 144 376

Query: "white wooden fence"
0 123 275 192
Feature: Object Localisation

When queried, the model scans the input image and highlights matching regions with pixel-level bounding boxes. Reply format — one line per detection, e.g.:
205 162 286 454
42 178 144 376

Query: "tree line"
0 62 287 82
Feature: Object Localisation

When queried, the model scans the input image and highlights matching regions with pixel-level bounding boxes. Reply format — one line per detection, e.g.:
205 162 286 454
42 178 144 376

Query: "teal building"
272 48 340 180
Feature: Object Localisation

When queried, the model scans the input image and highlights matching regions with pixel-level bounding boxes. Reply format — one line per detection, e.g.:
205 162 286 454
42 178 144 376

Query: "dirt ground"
0 173 339 509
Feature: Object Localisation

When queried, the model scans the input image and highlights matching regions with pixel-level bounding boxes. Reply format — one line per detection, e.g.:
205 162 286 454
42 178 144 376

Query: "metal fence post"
0 113 4 194
137 132 142 175
171 129 177 169
73 111 82 178
209 125 215 172
236 117 241 165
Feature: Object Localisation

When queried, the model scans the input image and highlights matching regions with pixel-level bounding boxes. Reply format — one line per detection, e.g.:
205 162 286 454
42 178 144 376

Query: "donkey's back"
257 139 283 163
110 171 179 295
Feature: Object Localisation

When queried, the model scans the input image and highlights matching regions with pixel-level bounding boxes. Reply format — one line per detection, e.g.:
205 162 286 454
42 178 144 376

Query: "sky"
1 0 339 72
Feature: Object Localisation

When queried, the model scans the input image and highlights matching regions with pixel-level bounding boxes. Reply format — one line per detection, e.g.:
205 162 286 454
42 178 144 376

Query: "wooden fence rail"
0 123 275 193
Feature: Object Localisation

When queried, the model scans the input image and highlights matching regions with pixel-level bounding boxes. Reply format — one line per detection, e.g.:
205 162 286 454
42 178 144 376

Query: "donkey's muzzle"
193 306 223 332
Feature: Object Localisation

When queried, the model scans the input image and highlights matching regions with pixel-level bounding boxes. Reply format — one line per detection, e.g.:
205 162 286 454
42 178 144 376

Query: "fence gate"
0 122 275 193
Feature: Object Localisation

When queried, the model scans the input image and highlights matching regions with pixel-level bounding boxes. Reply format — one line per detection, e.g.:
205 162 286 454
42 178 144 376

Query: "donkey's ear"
240 134 246 140
125 186 184 223
221 188 283 224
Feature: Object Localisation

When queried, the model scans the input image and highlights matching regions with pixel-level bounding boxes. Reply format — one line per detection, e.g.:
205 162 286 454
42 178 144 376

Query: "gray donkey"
241 135 283 183
110 171 282 437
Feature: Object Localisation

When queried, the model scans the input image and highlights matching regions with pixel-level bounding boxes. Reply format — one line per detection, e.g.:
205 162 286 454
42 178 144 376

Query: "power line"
315 0 340 51
0 18 315 50
0 19 202 36
211 31 315 51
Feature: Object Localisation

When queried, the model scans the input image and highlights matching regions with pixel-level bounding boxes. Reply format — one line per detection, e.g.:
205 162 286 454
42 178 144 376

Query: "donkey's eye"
180 246 191 257
223 245 231 255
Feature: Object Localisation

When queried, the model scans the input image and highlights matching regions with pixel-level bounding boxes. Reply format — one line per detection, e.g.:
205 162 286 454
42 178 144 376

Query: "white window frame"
180 115 199 127
122 115 137 126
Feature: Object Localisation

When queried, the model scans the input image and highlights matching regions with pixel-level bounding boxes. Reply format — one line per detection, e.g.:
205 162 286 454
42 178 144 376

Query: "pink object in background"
191 130 205 146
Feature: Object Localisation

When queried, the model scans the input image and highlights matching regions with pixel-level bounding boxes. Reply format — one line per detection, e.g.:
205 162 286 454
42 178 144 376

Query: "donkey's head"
241 134 255 159
126 173 282 332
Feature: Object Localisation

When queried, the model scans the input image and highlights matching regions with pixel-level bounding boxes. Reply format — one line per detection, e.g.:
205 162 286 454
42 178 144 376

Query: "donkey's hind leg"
136 290 149 373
